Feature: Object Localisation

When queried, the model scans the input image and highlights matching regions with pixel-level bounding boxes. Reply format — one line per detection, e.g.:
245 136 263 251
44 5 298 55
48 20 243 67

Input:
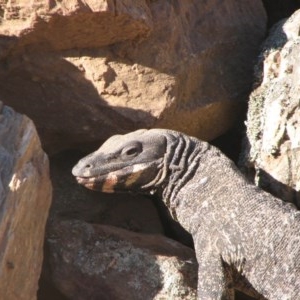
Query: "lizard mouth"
74 161 161 192
75 176 94 184
75 173 118 193
75 175 104 190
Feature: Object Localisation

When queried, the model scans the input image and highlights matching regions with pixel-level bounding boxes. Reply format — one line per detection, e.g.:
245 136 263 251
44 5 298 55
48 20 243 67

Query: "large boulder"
47 219 197 300
0 0 266 153
242 10 300 206
0 103 52 300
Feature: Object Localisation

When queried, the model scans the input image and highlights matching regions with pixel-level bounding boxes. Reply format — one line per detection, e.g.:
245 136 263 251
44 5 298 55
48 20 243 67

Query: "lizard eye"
121 143 142 159
125 147 138 156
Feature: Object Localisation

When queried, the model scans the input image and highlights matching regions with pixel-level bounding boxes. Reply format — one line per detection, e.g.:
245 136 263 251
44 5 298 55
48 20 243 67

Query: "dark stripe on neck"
163 133 204 219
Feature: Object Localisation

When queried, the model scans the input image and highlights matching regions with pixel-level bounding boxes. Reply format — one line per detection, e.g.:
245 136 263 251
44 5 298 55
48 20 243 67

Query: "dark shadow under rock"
262 0 300 27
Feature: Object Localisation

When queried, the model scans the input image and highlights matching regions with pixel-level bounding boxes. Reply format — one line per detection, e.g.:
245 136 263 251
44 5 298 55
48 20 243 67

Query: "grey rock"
243 9 300 206
47 219 197 300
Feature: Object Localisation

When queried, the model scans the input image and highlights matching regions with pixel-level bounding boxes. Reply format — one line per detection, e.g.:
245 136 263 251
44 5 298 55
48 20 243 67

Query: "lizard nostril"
86 164 92 169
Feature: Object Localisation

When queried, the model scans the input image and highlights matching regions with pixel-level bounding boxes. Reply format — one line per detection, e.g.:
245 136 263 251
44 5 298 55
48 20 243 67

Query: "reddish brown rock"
0 103 52 300
242 10 300 206
47 219 197 300
0 0 152 53
0 1 266 154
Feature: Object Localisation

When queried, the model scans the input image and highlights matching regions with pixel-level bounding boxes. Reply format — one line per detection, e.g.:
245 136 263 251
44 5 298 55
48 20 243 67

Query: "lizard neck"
162 138 246 234
160 134 210 221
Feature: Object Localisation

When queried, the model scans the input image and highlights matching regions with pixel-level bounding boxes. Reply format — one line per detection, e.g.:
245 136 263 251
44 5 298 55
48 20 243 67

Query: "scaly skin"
72 129 300 300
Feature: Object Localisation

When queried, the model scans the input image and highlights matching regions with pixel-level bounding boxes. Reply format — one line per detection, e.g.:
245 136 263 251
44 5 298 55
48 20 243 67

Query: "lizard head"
72 129 170 193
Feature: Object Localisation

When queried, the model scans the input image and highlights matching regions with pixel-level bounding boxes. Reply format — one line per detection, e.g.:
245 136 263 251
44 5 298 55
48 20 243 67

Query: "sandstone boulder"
0 102 52 300
47 219 197 300
0 0 266 154
242 10 300 206
0 0 153 54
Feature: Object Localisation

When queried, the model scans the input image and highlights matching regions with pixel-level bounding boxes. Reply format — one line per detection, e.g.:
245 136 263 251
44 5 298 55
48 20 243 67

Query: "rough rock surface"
242 10 300 206
0 0 153 53
0 0 266 153
0 102 52 300
47 219 198 300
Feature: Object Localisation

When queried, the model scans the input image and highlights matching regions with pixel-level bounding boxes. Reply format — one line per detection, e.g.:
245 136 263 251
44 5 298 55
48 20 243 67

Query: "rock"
0 1 266 154
242 10 300 206
0 103 52 300
0 0 153 53
47 219 197 300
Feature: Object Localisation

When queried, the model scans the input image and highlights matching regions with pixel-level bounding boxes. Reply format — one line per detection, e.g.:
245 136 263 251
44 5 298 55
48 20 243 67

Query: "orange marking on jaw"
102 173 118 193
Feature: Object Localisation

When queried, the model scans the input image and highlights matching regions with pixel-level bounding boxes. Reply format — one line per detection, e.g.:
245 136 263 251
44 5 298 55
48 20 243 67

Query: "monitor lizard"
72 128 300 300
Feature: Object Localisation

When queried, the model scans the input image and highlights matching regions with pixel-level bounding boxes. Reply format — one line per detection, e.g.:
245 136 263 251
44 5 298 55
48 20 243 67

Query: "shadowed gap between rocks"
261 0 300 28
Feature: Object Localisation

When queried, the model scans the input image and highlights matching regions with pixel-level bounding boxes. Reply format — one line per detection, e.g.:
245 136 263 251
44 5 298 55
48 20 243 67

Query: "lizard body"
72 129 300 300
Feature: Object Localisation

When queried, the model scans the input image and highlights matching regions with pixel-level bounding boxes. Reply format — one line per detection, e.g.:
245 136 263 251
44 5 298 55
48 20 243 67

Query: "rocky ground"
1 1 300 299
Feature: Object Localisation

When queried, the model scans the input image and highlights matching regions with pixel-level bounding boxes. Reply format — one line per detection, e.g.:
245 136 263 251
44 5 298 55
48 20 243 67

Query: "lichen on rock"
243 10 300 205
